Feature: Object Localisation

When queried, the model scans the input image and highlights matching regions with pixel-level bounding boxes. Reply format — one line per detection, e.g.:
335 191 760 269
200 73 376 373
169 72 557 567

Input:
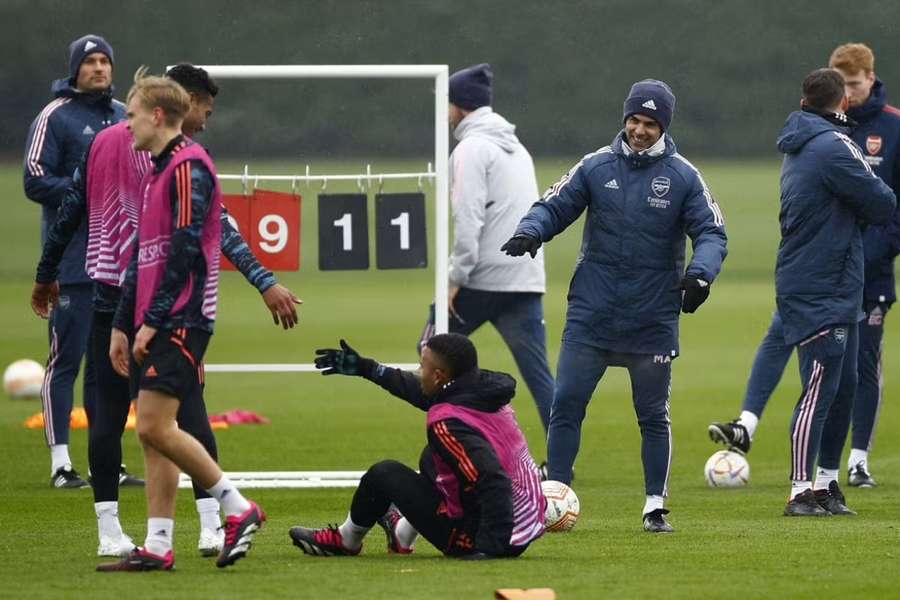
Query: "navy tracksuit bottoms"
790 323 858 481
547 340 672 496
41 283 96 446
742 308 886 460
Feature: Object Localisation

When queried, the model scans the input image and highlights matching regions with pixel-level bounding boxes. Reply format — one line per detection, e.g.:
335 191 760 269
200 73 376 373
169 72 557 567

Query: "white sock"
196 497 221 531
737 411 760 440
95 501 125 540
50 444 71 475
642 495 665 516
144 518 174 556
206 476 251 516
790 480 811 500
848 448 868 471
337 514 369 551
395 517 418 549
813 468 839 491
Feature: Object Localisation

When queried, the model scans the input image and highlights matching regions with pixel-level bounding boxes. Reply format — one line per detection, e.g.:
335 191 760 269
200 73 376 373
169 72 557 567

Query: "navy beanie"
449 63 493 111
68 34 114 82
622 79 675 131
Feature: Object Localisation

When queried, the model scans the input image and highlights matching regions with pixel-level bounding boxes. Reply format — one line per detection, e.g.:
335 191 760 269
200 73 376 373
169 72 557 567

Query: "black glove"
500 235 541 258
680 276 710 314
314 339 363 375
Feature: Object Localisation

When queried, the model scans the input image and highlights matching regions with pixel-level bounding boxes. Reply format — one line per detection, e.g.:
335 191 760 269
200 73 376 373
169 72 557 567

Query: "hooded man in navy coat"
773 69 895 516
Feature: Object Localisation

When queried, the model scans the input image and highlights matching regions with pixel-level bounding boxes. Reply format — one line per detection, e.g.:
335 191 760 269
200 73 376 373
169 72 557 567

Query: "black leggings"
88 311 218 503
350 460 526 557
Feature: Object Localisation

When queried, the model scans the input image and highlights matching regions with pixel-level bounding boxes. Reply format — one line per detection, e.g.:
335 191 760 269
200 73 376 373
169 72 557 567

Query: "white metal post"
433 67 450 335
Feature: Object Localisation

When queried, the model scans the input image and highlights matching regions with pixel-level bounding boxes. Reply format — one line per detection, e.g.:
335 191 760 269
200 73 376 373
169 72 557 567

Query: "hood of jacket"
777 110 848 155
848 78 887 124
51 77 115 107
430 367 516 412
454 107 520 153
611 130 677 169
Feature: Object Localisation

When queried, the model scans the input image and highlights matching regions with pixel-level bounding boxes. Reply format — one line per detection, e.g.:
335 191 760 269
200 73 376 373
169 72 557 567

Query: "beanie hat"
622 79 675 131
68 34 114 82
449 63 493 111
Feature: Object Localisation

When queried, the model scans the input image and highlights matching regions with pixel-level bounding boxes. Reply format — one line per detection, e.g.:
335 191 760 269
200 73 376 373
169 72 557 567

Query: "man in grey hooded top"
418 64 554 435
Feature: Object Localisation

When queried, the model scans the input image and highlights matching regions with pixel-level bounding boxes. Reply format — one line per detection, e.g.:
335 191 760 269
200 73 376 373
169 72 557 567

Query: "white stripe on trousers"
41 327 60 445
791 360 823 480
663 383 673 497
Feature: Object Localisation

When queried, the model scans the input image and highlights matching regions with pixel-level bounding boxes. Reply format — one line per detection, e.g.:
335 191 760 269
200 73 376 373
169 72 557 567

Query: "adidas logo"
84 40 97 52
82 125 95 136
146 365 158 377
642 99 657 110
604 179 619 189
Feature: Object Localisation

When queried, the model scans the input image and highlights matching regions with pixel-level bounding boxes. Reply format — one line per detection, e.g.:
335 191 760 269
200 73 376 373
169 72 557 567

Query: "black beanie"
622 79 676 131
449 63 493 111
68 34 114 82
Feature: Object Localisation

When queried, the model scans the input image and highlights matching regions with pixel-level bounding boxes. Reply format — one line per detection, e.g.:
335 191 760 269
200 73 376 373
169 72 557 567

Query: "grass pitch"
0 159 898 598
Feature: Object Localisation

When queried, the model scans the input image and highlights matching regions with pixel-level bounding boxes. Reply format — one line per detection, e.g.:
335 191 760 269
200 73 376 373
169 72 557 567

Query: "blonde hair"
829 43 875 75
126 66 191 126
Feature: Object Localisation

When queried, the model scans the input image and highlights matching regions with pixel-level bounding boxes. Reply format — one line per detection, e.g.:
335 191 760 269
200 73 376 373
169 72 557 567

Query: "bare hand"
132 324 158 366
262 284 302 329
110 328 130 377
448 285 464 323
30 282 60 319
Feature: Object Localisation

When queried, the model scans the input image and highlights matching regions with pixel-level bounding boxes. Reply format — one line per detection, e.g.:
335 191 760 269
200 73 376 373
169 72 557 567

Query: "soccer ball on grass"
3 359 45 399
541 480 580 532
704 450 749 488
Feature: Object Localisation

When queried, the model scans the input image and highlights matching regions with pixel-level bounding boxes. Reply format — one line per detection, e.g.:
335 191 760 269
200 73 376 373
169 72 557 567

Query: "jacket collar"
613 130 675 168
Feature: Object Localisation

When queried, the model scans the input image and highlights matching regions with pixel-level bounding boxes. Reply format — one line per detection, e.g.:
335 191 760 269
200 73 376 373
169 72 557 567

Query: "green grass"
1 159 898 598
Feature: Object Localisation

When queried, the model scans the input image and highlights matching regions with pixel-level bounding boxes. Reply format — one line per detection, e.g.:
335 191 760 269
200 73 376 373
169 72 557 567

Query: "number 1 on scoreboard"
333 213 353 251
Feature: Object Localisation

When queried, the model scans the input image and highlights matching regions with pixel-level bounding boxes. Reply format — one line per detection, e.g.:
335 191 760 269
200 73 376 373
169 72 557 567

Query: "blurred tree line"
1 0 898 160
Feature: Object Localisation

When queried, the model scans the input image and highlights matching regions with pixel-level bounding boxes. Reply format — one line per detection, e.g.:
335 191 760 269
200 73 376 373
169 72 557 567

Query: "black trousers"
350 460 526 557
88 311 218 503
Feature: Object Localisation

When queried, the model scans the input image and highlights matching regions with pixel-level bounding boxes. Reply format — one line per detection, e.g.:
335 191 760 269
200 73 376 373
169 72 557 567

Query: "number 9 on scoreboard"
220 191 301 271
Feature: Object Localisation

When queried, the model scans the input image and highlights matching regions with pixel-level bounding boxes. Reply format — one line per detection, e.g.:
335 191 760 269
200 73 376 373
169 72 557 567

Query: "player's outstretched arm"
314 339 428 409
220 210 302 329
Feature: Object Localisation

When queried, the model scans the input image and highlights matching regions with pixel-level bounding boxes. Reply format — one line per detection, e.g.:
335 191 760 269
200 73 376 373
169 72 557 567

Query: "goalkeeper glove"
315 339 364 376
680 276 710 314
500 235 541 258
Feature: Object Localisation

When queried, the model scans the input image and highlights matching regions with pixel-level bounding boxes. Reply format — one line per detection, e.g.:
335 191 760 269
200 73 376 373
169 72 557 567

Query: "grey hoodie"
449 107 546 292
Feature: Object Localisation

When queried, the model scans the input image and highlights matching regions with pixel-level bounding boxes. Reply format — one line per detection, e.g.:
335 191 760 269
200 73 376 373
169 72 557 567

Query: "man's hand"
448 285 464 323
132 324 158 366
314 339 362 376
680 276 710 313
109 328 130 377
30 282 60 319
262 284 302 329
500 235 541 258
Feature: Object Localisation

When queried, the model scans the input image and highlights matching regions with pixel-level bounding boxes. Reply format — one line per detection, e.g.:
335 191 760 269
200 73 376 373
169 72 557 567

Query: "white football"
704 450 749 488
541 480 580 532
3 359 45 399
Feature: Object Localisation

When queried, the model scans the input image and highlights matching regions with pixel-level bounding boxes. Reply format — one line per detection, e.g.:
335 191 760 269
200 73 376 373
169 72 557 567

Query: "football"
3 359 45 399
541 480 580 532
704 450 750 488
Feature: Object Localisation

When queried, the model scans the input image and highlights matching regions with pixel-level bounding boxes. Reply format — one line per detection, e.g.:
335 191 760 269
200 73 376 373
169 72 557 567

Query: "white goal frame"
169 65 450 487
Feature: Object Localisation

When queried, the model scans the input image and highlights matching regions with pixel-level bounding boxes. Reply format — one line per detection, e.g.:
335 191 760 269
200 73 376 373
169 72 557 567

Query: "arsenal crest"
651 176 671 197
866 135 882 155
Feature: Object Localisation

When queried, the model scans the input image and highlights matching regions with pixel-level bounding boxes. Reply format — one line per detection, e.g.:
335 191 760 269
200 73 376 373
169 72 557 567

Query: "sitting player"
290 333 545 559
